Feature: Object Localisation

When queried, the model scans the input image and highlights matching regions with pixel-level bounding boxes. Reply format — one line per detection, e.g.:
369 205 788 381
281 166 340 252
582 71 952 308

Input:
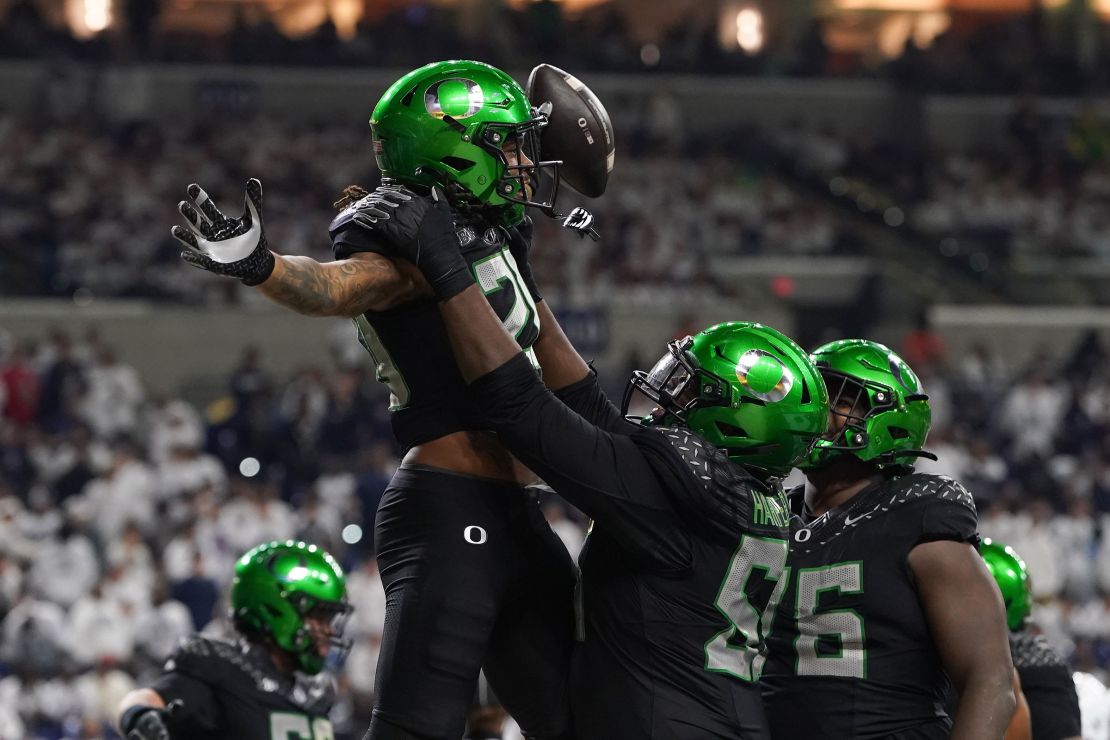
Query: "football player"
115 540 351 739
981 539 1083 740
170 60 600 740
346 183 831 738
760 339 1017 739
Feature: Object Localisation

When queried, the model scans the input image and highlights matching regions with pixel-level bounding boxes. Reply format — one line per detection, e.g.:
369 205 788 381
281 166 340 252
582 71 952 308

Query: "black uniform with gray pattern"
1009 631 1082 740
471 353 794 739
761 474 979 740
150 634 335 740
332 201 578 740
330 201 539 453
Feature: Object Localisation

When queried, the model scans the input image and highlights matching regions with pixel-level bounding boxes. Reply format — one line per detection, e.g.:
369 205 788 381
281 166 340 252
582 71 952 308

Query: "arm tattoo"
261 254 411 317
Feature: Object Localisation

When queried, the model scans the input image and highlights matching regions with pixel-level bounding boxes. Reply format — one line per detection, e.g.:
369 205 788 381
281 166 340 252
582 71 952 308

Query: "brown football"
526 64 615 198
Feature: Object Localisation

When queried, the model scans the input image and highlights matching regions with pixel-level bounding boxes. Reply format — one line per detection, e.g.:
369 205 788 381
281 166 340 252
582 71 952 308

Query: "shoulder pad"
1010 631 1069 670
881 473 976 513
651 427 787 536
328 195 374 240
654 427 724 483
164 634 218 673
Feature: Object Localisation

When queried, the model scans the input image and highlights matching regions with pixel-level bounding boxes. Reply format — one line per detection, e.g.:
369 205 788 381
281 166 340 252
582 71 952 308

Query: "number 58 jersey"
760 474 979 740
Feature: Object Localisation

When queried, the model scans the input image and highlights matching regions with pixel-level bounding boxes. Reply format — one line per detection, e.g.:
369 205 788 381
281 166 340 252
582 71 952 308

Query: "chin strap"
894 449 939 462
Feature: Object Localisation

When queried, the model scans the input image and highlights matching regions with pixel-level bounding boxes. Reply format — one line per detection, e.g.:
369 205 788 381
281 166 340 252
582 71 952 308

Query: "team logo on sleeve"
425 79 485 120
735 349 793 403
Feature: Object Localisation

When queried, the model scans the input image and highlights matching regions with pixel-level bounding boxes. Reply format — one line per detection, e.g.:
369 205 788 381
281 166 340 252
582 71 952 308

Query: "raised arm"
910 540 1017 740
343 187 687 564
258 252 427 317
172 179 429 317
504 220 627 431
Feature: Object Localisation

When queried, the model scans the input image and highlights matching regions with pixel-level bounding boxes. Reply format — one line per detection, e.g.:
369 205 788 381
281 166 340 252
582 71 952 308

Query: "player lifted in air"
170 59 614 740
981 539 1084 740
115 541 351 740
760 339 1017 739
346 178 830 737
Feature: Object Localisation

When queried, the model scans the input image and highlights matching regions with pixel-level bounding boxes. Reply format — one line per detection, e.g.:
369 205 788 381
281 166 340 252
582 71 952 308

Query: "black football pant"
364 465 577 740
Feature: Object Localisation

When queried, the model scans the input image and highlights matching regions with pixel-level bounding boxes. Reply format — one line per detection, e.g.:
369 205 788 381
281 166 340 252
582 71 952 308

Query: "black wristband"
420 226 475 302
239 242 276 286
120 705 158 736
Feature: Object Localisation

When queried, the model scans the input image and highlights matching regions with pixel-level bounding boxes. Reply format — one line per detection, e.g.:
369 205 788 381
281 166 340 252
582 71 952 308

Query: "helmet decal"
625 322 828 474
424 78 485 120
371 60 562 220
888 355 916 391
735 349 793 403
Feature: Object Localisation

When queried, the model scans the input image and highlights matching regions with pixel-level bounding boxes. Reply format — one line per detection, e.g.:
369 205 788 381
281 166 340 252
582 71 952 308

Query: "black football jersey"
761 474 979 740
151 635 335 740
572 427 792 739
330 200 539 452
468 353 794 738
1010 631 1082 740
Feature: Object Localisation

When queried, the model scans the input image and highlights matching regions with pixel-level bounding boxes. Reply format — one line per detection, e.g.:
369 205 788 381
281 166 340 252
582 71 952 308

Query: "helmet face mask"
230 541 353 675
372 61 563 224
803 339 932 471
625 323 829 476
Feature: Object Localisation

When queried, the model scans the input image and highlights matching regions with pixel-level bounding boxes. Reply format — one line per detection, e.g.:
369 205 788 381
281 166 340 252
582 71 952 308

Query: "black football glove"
121 701 182 740
173 179 276 286
349 184 474 301
504 215 542 303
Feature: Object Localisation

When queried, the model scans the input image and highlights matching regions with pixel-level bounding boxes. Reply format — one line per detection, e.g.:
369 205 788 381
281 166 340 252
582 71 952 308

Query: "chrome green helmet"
803 339 932 471
980 538 1032 631
370 59 560 224
230 540 352 674
626 322 829 476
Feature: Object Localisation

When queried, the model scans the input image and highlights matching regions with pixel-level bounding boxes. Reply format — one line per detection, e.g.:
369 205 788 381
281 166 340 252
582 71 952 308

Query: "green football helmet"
803 339 932 471
370 59 560 225
230 540 352 674
626 322 829 476
980 538 1032 631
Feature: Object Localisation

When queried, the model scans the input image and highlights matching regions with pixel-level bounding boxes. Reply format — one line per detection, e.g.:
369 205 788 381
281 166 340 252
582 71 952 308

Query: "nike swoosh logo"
844 506 879 526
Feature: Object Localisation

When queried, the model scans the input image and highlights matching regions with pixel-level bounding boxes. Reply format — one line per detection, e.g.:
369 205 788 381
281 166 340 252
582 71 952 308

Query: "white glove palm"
172 178 275 285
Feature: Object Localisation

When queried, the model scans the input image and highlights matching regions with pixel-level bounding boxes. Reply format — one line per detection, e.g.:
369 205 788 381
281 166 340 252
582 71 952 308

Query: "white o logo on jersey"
464 526 488 545
794 528 812 543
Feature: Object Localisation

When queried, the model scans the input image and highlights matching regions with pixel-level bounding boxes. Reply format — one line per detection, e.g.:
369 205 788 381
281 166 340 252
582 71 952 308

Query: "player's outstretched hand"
349 184 474 301
173 179 276 286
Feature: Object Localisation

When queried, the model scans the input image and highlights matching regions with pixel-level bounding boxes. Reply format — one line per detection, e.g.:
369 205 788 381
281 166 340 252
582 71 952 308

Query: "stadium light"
735 8 764 54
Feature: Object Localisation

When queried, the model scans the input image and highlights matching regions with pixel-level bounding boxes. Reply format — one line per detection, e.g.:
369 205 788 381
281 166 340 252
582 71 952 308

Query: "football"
526 63 615 198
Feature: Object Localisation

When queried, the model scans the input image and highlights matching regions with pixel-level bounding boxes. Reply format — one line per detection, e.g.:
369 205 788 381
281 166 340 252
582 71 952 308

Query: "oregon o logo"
735 349 794 403
425 78 485 120
464 526 488 545
794 528 812 543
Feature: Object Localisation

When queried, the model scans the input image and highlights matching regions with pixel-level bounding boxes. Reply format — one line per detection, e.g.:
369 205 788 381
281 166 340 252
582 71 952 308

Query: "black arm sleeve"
330 223 391 261
471 353 692 569
1022 665 1083 740
149 671 221 733
552 367 628 434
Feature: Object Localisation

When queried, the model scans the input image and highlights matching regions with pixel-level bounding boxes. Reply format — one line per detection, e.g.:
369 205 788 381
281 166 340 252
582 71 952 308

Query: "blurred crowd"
773 98 1110 302
2 0 1109 93
894 323 1110 681
1 317 1110 736
0 109 855 304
